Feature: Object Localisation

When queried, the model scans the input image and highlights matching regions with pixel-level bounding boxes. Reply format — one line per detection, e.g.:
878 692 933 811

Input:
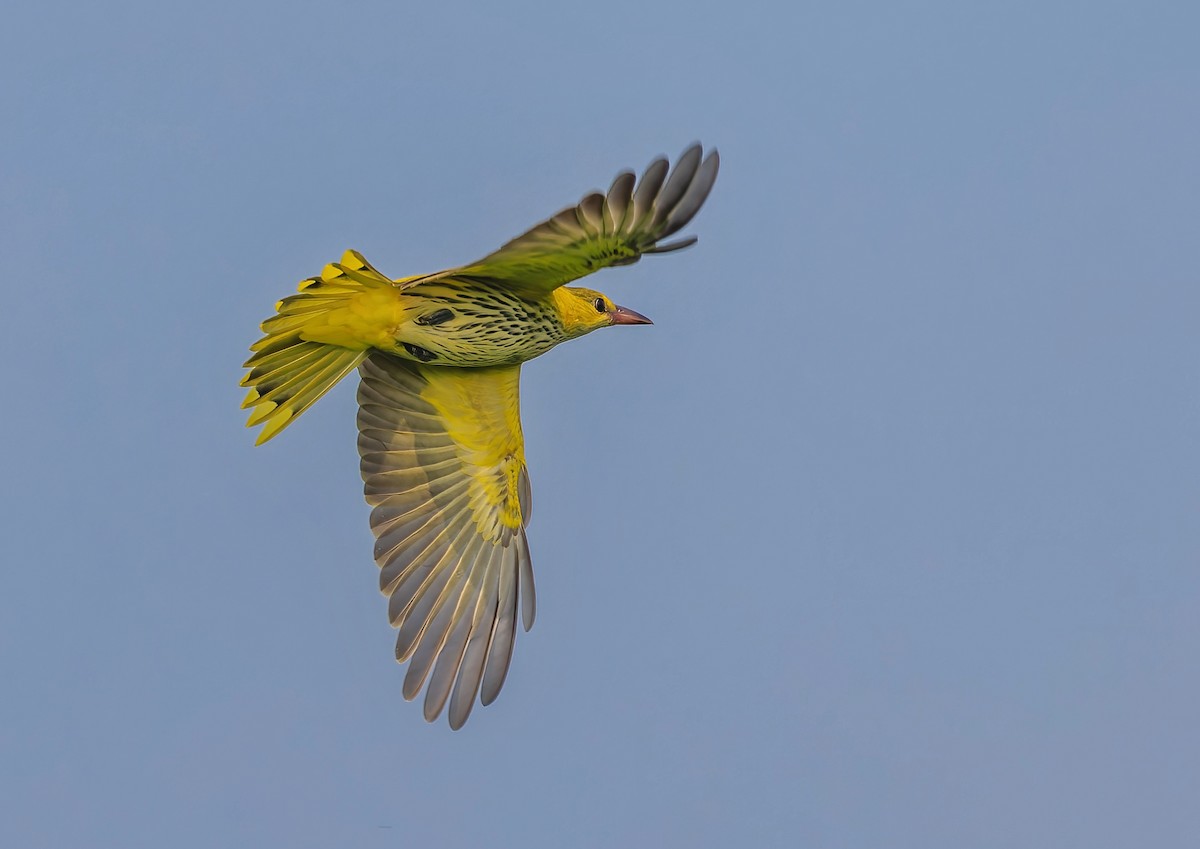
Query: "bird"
241 144 719 728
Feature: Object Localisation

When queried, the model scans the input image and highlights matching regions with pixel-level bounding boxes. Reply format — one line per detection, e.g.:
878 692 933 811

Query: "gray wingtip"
644 235 698 254
656 145 720 238
518 538 536 631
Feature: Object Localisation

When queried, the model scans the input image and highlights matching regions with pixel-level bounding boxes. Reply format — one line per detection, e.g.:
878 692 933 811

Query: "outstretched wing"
414 143 719 295
357 353 535 729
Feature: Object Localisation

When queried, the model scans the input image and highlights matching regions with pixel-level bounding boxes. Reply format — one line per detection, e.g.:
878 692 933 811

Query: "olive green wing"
414 144 719 295
357 353 535 729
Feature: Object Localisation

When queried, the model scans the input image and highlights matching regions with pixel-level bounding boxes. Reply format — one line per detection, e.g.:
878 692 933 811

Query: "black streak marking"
416 308 454 327
403 343 438 362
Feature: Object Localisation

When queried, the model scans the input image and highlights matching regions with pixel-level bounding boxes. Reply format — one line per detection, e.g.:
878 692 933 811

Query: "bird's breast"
388 284 566 367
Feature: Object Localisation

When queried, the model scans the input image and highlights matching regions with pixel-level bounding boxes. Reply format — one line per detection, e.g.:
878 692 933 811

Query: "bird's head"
553 286 653 339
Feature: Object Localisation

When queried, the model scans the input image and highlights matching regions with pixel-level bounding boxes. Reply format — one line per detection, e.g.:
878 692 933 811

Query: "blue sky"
2 2 1198 846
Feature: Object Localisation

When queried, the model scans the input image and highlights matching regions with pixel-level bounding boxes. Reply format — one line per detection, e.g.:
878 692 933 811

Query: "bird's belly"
389 286 565 367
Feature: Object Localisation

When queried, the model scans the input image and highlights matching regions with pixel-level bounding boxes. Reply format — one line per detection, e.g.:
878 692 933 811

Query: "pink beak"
609 305 653 326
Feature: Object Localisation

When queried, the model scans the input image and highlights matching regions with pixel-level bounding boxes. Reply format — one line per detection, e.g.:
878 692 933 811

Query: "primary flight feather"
242 144 719 728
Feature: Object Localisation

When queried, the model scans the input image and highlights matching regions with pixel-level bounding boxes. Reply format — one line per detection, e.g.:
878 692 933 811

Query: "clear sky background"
2 2 1198 847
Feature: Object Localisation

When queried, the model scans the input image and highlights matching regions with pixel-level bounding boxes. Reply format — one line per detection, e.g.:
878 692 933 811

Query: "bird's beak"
609 305 653 326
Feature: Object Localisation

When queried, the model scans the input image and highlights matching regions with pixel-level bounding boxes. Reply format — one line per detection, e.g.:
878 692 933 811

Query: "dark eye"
593 297 606 312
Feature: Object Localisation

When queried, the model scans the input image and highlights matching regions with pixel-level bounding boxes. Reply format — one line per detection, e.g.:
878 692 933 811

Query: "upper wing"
357 353 535 729
412 143 719 295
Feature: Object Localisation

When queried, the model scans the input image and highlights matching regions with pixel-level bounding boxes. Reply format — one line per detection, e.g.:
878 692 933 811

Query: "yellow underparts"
418 365 526 537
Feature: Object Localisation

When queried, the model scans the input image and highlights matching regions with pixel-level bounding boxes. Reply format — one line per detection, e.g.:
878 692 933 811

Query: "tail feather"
241 341 365 444
242 249 398 444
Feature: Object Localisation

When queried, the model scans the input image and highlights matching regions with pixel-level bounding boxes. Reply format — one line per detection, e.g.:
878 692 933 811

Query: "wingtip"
644 235 698 254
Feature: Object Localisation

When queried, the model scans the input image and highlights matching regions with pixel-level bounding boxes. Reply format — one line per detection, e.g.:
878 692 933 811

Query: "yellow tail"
242 249 401 444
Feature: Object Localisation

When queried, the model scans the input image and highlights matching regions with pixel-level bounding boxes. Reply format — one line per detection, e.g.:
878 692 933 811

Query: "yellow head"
552 286 653 339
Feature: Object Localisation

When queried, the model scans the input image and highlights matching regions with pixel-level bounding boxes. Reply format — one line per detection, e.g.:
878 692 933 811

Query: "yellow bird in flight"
242 145 719 728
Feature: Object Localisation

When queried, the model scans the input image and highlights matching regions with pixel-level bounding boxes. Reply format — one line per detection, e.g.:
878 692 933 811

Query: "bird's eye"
593 297 606 312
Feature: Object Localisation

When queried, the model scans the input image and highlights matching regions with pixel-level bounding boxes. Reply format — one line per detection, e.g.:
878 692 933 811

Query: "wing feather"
357 353 533 727
632 156 670 225
389 511 473 640
447 549 503 728
426 540 501 724
602 170 635 234
480 534 520 706
404 534 482 699
654 144 702 223
409 144 719 294
374 489 470 589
